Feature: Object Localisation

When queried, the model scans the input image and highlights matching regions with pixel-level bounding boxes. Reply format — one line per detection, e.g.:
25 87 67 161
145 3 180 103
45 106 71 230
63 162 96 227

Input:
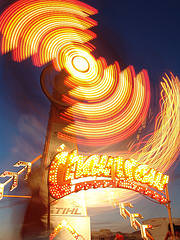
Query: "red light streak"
0 0 151 146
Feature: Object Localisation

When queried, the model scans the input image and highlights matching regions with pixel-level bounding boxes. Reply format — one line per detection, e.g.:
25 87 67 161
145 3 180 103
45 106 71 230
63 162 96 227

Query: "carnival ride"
0 0 180 239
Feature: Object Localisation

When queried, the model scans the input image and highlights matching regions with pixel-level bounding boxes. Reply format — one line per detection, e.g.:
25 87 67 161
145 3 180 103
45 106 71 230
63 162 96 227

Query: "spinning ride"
0 0 180 239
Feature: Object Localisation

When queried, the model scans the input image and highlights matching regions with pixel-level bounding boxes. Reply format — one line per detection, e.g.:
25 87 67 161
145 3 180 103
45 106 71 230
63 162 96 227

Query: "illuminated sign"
49 147 169 204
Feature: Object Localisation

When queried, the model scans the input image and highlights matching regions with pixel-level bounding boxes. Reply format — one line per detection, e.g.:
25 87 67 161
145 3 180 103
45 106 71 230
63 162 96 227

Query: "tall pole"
165 185 175 240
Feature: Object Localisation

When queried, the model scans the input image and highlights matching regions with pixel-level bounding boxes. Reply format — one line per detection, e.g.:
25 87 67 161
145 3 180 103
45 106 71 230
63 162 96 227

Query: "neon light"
119 203 133 219
50 220 81 240
49 148 169 203
3 195 31 199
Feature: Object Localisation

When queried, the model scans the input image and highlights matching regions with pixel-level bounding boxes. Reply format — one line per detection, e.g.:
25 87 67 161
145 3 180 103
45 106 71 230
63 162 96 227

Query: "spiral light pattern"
0 0 180 211
0 0 151 146
0 0 97 66
58 64 151 145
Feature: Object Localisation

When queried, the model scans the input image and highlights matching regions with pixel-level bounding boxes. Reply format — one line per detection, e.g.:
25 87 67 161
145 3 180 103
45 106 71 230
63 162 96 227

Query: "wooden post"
165 185 175 240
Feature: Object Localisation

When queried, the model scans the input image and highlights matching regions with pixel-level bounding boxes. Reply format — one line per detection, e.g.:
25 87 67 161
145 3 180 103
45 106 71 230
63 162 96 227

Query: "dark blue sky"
97 0 179 75
0 0 180 236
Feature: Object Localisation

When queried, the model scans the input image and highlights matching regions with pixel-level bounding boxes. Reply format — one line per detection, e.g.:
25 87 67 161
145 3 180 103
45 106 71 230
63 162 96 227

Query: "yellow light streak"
131 73 180 173
0 0 151 145
0 0 97 65
58 66 151 145
0 0 179 208
72 56 89 72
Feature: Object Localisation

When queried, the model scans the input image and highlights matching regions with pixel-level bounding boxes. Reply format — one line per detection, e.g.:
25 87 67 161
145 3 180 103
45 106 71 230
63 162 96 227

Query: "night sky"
0 0 180 239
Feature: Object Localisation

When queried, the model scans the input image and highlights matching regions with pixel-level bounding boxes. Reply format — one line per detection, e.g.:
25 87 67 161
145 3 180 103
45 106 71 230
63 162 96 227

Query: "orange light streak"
0 0 151 146
58 65 151 145
4 195 32 199
31 154 42 164
0 1 179 207
0 0 97 65
130 73 180 173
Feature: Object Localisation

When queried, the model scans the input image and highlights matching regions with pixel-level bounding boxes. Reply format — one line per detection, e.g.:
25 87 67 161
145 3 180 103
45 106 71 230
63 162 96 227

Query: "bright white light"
72 56 89 72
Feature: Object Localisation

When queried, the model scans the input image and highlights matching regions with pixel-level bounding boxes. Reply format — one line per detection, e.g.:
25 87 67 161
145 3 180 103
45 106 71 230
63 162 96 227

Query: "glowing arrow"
14 161 32 180
130 213 143 230
119 202 133 218
0 171 18 191
140 224 153 240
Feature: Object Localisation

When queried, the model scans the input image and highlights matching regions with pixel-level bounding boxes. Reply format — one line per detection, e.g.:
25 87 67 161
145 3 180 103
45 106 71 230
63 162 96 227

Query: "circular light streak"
1 1 179 162
0 0 151 146
0 0 179 214
72 56 89 72
58 65 151 145
55 44 100 87
0 0 97 65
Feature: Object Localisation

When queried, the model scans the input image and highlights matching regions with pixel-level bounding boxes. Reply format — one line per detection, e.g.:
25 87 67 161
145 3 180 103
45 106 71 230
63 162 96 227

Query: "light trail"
3 195 31 199
130 73 180 173
0 0 150 146
0 0 179 207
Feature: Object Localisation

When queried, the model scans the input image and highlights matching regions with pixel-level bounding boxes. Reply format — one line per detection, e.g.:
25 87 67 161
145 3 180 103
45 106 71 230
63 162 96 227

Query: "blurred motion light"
0 0 151 146
72 56 89 72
